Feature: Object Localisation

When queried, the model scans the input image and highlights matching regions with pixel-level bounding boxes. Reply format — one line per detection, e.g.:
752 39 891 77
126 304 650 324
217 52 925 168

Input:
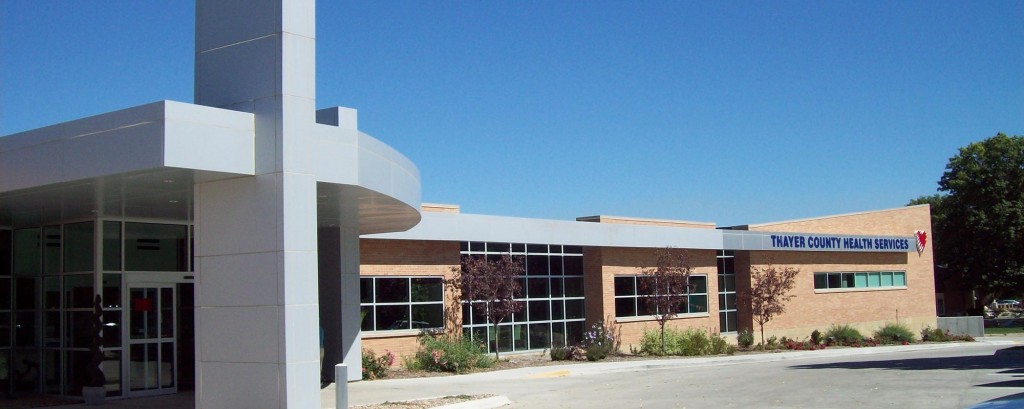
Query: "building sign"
767 233 911 252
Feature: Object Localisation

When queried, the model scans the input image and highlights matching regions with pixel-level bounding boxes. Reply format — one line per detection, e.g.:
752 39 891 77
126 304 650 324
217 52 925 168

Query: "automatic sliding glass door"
127 285 175 396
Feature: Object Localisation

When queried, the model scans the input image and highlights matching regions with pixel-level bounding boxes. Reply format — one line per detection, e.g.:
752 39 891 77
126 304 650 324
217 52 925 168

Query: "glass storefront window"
0 313 10 348
1 230 11 276
15 278 37 310
124 223 188 272
14 312 37 347
42 226 60 275
63 222 94 273
14 229 40 277
43 277 60 310
0 278 10 310
102 274 121 309
63 275 94 310
103 222 121 272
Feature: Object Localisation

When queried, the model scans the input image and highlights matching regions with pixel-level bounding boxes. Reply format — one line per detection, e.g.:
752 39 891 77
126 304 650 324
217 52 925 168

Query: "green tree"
917 133 1024 296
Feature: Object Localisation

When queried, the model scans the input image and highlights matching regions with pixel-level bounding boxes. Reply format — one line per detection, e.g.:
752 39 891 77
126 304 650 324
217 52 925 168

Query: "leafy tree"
745 261 799 350
447 254 524 360
637 247 693 355
915 133 1024 297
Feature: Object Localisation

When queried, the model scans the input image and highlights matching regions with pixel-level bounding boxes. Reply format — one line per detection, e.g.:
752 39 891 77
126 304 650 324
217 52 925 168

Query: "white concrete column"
194 0 321 407
338 226 362 382
194 175 320 408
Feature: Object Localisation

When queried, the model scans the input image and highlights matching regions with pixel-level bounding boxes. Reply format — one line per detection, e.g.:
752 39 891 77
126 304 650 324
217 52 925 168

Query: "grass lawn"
985 326 1024 335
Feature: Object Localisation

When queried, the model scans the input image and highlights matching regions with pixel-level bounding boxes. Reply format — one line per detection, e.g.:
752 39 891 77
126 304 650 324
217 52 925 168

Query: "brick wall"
738 205 937 340
593 247 720 349
359 239 460 365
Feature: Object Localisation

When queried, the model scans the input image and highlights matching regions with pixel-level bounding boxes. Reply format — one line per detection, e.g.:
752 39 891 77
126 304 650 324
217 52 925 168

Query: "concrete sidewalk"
44 336 1023 408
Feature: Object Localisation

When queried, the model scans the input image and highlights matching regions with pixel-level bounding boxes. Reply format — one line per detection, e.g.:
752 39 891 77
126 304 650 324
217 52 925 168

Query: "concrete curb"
433 396 511 409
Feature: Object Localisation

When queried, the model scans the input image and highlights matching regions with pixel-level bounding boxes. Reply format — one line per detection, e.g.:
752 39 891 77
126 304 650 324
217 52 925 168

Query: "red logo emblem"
914 230 927 255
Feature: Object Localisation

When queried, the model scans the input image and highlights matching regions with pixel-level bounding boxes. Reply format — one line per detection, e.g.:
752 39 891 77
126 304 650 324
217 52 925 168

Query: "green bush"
637 328 735 356
361 349 395 380
582 318 621 361
550 345 569 361
874 323 915 344
411 334 492 373
921 326 975 342
920 326 950 342
810 329 822 345
824 324 863 346
737 329 755 349
709 333 734 355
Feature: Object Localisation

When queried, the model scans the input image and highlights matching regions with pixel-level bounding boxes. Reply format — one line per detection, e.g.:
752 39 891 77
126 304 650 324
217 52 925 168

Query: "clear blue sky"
2 1 1022 226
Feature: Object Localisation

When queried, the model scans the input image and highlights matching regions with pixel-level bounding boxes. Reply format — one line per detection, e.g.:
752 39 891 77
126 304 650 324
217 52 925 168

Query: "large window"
124 223 188 272
360 277 444 331
614 275 708 318
813 271 907 290
460 242 586 353
717 250 737 333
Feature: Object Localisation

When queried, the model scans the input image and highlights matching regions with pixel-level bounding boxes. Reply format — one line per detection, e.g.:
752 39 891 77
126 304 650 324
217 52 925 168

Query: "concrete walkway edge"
433 396 511 409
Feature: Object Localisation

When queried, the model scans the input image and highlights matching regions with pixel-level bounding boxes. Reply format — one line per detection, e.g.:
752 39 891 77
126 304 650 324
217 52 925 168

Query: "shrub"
637 328 735 356
824 324 863 346
709 333 735 355
582 318 621 361
783 339 826 351
920 326 975 342
550 345 585 361
362 349 395 380
810 329 822 345
411 334 492 373
920 326 950 342
737 329 755 349
874 323 915 344
550 346 568 361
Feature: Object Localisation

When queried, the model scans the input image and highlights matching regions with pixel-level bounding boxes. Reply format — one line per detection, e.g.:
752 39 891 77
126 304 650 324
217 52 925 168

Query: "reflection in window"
614 275 709 318
1 229 11 276
42 226 60 275
63 222 94 273
813 271 907 290
360 277 443 331
103 221 121 271
14 229 40 276
124 223 188 272
460 242 586 353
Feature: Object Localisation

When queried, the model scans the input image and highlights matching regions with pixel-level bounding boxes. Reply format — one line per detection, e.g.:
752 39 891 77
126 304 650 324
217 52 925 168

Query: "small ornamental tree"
638 247 693 355
745 262 799 350
447 253 524 359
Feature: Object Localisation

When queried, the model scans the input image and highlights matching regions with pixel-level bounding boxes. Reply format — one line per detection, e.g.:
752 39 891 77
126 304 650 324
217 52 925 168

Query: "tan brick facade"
589 247 720 350
359 239 460 364
736 205 937 341
358 205 937 362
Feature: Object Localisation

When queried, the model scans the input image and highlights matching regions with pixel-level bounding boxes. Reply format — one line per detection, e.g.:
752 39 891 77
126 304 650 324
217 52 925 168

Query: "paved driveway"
343 341 1024 409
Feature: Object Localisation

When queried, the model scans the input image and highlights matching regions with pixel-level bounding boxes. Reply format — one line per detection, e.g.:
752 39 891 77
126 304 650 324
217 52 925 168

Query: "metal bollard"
334 364 348 409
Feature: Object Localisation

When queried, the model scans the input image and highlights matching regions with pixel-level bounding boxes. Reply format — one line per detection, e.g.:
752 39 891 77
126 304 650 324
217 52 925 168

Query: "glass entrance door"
127 285 175 396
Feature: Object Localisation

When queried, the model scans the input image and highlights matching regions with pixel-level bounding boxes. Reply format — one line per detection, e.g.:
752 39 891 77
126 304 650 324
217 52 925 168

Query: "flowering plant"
362 349 395 380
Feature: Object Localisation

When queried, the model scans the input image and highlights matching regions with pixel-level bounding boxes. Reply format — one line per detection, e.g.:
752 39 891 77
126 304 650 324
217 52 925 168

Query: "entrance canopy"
0 101 421 232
